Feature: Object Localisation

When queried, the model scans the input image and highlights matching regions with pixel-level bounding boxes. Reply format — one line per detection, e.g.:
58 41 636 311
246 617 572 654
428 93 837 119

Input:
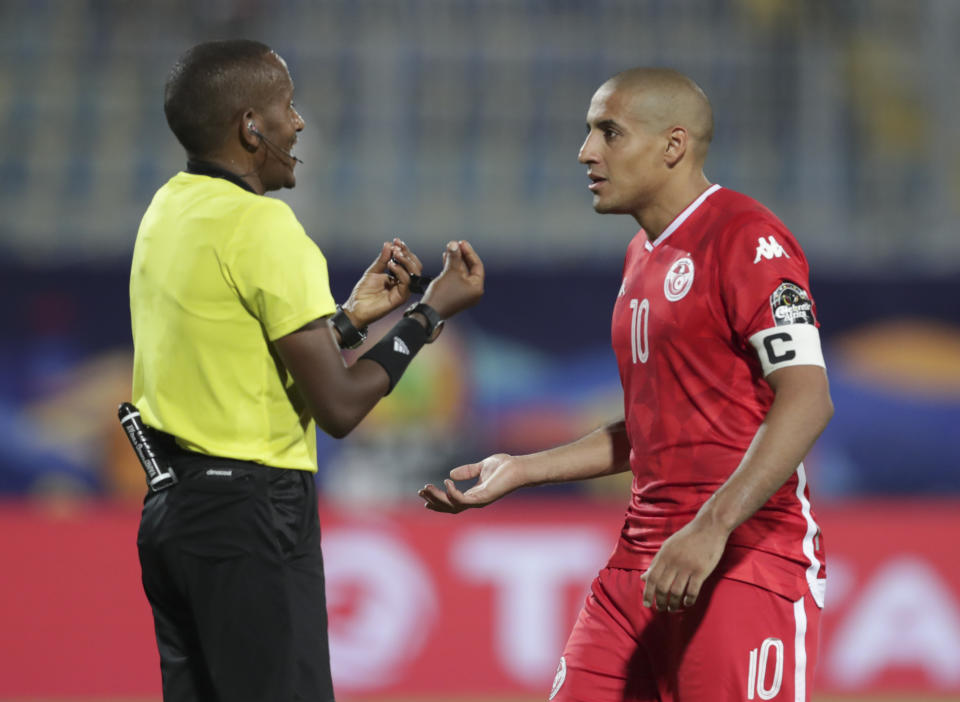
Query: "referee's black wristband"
360 317 429 394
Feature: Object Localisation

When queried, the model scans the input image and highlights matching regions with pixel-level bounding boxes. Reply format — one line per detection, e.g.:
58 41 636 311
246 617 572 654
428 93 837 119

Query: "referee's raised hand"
420 240 485 320
340 238 425 328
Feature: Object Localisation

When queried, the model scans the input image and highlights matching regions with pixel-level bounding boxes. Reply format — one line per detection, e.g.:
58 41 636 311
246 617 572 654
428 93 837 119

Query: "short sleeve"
718 215 819 342
717 215 826 375
225 198 337 340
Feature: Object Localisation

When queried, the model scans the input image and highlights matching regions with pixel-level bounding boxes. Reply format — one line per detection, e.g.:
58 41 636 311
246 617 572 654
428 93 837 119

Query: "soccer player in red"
419 68 833 702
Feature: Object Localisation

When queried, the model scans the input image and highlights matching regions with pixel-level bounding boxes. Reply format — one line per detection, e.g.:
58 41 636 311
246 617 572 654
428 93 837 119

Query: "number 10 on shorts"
747 638 783 700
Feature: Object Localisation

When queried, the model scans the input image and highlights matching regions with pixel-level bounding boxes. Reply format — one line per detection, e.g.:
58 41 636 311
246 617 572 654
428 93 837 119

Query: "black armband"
360 317 429 393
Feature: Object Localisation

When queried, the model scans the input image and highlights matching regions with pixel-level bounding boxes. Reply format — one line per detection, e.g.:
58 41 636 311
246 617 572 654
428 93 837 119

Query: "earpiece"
245 121 304 164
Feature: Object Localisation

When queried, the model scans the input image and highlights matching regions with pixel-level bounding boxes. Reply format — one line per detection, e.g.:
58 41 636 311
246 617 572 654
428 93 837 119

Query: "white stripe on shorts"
794 597 807 702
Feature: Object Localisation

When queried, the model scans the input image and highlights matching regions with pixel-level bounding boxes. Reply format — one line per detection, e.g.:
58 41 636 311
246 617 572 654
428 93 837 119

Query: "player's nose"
578 133 598 164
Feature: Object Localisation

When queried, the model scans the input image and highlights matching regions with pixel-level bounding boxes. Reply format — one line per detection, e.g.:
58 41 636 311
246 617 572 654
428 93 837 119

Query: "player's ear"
664 126 687 167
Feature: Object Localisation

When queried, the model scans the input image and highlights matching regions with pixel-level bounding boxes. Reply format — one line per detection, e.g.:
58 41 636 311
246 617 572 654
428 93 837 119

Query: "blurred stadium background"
1 0 959 700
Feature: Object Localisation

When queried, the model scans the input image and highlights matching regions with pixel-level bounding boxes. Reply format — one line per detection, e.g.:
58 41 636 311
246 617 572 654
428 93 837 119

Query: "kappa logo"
663 256 694 301
393 337 410 355
549 656 567 700
618 281 626 297
753 235 790 264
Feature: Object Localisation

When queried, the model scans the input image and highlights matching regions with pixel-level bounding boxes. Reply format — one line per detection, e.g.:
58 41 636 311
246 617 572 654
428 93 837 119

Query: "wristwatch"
331 305 368 350
403 302 445 342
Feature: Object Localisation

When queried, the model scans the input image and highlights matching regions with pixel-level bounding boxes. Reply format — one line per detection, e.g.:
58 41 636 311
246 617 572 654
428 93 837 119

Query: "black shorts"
137 449 334 702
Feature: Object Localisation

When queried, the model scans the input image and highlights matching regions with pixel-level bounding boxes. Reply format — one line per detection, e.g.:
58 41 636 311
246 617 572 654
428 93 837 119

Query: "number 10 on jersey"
629 298 649 364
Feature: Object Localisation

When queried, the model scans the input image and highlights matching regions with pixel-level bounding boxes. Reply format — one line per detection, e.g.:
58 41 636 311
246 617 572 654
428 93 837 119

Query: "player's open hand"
418 453 522 514
420 240 484 320
342 239 424 327
640 514 730 612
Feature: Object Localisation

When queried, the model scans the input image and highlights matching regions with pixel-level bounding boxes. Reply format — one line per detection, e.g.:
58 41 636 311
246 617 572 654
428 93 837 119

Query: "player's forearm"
696 366 833 535
517 419 632 487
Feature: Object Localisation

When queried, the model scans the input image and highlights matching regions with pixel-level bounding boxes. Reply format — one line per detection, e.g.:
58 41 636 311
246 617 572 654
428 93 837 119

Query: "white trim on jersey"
645 183 723 251
796 461 826 608
793 598 808 702
748 324 825 377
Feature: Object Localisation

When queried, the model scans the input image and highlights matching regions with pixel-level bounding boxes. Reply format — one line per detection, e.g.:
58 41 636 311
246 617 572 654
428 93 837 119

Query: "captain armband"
359 317 429 393
748 324 825 376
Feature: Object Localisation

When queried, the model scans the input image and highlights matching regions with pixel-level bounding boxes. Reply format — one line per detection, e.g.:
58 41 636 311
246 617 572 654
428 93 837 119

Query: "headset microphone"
247 123 304 164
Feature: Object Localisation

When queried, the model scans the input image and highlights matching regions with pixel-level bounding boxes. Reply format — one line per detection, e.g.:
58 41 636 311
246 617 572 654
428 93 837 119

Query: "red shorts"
550 568 821 702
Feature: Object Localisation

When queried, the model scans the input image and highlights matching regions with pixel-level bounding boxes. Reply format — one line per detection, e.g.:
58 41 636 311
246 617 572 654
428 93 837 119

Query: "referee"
130 40 484 702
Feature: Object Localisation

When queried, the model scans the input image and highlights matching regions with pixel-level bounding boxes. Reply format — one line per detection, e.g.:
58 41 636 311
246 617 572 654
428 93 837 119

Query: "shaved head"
579 67 716 229
164 39 289 157
601 68 713 161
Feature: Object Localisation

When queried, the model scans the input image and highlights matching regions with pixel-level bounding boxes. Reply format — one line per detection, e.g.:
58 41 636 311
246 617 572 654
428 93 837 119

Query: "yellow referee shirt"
130 167 337 471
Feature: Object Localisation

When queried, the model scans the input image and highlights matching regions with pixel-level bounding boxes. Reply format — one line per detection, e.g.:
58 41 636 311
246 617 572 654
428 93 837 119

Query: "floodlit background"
1 1 959 700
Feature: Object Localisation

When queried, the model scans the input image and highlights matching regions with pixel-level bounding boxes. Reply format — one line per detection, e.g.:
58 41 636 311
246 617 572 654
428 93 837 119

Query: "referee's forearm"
310 359 392 438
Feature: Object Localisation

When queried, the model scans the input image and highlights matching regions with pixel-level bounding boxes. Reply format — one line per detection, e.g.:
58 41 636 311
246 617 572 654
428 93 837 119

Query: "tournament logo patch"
770 281 815 326
549 656 567 700
664 257 694 301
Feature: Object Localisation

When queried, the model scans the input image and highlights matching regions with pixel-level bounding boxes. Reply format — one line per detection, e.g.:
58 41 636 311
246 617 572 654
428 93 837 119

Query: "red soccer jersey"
607 185 826 606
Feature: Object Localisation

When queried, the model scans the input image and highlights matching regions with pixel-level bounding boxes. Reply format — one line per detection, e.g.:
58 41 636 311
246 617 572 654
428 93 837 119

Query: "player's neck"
635 172 712 242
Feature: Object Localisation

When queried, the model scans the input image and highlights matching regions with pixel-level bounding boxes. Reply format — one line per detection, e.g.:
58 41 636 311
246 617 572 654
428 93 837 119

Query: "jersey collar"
643 184 722 251
186 160 257 194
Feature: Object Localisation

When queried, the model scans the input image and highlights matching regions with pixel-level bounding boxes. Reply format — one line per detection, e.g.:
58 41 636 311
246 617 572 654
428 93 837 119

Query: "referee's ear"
240 108 260 152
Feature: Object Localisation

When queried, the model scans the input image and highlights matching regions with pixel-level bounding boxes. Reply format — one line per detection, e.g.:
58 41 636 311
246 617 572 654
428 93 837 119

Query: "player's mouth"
588 173 607 192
